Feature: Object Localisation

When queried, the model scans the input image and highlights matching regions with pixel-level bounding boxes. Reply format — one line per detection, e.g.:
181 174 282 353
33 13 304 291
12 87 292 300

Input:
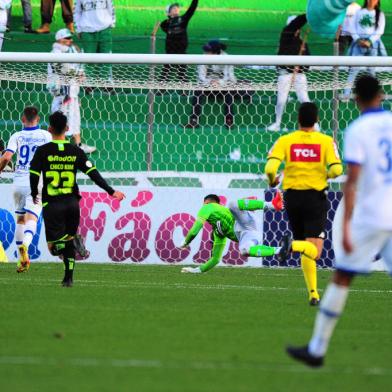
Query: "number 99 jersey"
6 126 52 217
6 126 52 187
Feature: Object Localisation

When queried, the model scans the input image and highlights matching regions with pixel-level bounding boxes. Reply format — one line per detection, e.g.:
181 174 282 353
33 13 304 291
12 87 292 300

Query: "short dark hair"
204 194 220 204
49 111 68 135
298 102 318 127
23 106 39 122
354 74 382 103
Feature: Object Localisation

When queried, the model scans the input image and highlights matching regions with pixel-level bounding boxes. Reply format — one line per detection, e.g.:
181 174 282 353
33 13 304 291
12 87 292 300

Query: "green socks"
248 245 277 257
238 199 265 211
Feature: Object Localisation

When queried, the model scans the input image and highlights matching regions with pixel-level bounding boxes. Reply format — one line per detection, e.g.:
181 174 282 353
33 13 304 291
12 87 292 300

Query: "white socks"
16 223 25 246
23 220 37 249
308 282 349 357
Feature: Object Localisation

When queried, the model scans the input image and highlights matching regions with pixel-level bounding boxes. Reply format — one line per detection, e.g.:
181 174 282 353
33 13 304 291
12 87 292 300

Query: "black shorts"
284 189 328 240
42 197 80 243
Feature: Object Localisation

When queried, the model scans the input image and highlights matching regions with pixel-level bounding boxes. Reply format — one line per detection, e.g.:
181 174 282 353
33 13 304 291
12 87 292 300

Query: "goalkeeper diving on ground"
181 193 319 274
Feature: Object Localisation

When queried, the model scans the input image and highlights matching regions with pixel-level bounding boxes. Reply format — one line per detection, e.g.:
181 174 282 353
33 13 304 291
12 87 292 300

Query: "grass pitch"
0 263 391 392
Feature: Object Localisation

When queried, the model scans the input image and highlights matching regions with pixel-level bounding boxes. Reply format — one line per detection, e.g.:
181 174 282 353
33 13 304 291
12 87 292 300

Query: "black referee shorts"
42 197 80 243
284 189 328 240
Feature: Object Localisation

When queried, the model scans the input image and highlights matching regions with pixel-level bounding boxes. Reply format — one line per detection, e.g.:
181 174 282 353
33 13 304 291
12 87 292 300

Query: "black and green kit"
29 140 114 242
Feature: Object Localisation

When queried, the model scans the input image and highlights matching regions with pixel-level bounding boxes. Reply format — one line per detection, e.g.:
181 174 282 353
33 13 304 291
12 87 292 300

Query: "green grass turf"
0 263 391 391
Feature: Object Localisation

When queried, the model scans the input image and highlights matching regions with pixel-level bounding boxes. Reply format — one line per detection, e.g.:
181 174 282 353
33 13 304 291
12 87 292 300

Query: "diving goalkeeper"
181 193 318 273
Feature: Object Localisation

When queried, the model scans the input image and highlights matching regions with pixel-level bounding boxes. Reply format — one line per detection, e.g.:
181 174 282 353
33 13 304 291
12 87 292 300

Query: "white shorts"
51 94 81 137
13 186 42 219
332 201 392 274
228 201 261 255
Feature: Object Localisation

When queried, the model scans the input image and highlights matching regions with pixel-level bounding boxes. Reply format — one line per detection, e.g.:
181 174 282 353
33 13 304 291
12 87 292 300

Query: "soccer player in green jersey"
181 193 319 273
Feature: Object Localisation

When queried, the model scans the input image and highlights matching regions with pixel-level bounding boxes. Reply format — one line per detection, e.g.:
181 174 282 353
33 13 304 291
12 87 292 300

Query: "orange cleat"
271 190 284 211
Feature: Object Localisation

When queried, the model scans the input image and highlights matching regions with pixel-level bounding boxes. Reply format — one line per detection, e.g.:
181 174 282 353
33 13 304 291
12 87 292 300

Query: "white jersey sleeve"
343 124 366 165
344 110 392 230
6 132 18 154
10 128 52 187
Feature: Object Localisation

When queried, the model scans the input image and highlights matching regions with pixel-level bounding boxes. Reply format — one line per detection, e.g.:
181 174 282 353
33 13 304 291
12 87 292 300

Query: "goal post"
0 52 390 270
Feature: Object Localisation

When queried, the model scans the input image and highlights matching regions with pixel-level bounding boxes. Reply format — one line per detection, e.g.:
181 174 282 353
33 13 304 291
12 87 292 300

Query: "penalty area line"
0 277 391 294
0 356 391 376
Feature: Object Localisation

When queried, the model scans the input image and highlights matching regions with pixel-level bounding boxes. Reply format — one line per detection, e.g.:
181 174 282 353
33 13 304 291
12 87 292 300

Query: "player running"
0 106 52 272
286 75 392 367
29 111 125 287
181 192 318 273
265 102 343 305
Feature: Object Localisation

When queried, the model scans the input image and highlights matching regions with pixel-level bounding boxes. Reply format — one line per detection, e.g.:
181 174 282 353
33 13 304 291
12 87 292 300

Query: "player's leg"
62 197 81 285
43 200 75 286
237 192 283 212
228 202 277 257
267 71 291 131
13 187 28 272
294 73 310 103
283 189 322 304
287 228 391 367
22 193 43 264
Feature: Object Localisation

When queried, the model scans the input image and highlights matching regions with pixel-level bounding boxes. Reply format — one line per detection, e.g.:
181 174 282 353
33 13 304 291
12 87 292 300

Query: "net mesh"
0 57 390 266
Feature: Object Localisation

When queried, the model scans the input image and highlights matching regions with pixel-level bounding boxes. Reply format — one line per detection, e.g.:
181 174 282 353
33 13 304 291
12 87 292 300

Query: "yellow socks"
292 240 319 300
301 254 319 300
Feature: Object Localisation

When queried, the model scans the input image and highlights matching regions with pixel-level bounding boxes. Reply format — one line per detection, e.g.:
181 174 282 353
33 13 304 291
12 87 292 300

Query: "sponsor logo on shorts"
290 144 321 162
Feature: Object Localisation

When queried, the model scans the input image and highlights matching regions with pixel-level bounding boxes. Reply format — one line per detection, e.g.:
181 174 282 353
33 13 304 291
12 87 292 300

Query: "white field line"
0 355 390 376
0 277 391 294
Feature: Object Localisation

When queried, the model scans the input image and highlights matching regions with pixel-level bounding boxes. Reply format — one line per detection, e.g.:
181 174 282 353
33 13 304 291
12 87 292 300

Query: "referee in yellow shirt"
265 102 343 305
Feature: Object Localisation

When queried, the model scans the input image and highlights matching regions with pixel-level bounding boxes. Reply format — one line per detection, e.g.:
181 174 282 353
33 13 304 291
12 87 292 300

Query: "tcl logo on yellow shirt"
290 144 321 162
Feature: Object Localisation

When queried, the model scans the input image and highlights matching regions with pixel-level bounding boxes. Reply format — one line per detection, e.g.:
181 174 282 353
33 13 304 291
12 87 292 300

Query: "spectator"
160 1 198 82
267 14 311 132
47 28 96 153
74 0 115 81
342 0 387 99
186 40 236 129
36 0 74 34
7 1 33 33
0 1 10 50
338 2 361 55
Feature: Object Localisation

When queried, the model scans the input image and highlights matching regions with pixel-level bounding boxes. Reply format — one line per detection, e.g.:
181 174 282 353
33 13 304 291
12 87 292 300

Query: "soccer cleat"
309 298 320 307
286 345 324 368
271 190 284 211
277 234 292 264
73 235 90 258
80 144 96 154
267 122 281 132
181 266 202 274
16 245 30 273
61 277 73 288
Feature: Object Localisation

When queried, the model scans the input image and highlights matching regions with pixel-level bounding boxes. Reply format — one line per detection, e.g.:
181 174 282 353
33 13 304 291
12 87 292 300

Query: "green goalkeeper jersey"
184 202 237 246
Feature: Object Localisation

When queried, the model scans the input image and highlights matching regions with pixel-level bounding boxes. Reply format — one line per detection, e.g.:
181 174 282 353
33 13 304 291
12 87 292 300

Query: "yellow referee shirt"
266 130 342 191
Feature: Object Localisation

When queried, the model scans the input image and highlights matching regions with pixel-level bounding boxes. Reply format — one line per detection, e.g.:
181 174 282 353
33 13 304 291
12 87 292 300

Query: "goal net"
0 53 391 268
